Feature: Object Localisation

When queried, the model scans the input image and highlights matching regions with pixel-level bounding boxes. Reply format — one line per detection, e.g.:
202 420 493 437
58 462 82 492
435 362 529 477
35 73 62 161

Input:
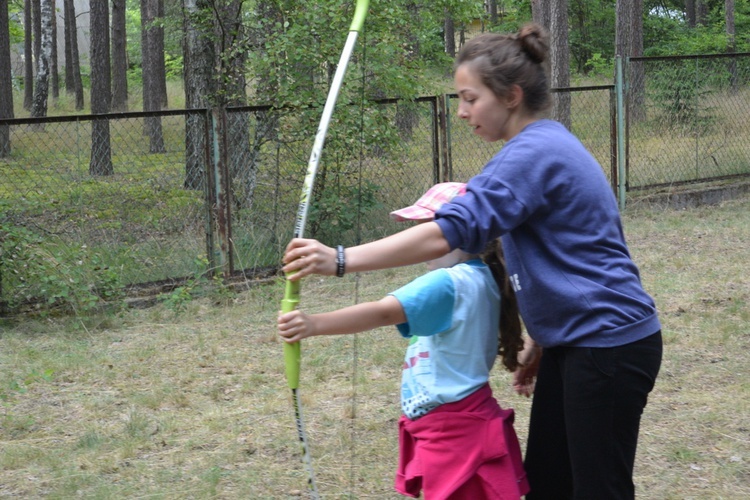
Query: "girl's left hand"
277 310 316 343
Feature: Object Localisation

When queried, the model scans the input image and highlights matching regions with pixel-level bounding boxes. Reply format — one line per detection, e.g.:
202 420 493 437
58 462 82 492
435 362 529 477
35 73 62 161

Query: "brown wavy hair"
481 238 524 372
455 23 551 115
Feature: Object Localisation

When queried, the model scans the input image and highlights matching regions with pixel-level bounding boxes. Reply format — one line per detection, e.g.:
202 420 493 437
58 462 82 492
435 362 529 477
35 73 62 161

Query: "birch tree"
182 0 214 190
30 0 53 122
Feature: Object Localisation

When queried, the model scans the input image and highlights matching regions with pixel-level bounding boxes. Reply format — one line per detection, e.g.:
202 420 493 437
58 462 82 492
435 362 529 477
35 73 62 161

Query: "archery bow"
280 0 370 497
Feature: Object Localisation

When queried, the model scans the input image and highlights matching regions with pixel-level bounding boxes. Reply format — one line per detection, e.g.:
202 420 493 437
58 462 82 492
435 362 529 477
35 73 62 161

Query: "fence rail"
2 53 750 314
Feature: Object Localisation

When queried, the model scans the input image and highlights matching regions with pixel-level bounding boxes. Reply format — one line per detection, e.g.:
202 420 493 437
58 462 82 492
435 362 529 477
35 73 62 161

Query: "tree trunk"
111 0 128 111
23 0 33 110
571 0 591 73
726 0 737 92
0 0 14 156
31 0 53 123
183 0 214 190
444 9 455 58
443 9 456 58
219 0 251 211
696 0 709 26
616 0 645 122
629 0 645 121
686 0 696 27
156 0 167 108
550 0 571 129
89 0 113 176
532 0 550 30
64 0 84 109
615 0 630 58
50 3 58 99
488 0 499 26
32 0 41 76
64 0 74 92
142 0 165 153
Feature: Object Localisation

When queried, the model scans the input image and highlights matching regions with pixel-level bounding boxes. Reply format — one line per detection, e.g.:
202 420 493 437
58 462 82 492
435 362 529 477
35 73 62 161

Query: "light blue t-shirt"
389 259 500 420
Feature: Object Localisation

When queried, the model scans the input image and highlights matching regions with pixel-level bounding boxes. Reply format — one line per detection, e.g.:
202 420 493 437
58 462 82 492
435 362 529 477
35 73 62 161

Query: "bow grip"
281 275 301 390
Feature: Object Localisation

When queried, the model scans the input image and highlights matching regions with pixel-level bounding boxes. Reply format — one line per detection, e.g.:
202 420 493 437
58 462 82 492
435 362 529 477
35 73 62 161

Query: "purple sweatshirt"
435 120 660 348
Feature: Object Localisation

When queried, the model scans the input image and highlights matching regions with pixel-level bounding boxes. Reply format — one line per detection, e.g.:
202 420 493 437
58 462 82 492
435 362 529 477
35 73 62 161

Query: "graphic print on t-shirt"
402 342 437 418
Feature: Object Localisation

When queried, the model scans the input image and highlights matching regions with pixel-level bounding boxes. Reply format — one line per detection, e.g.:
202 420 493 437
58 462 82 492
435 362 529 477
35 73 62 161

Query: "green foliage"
568 0 616 74
487 0 531 33
159 256 234 314
164 53 184 80
7 4 25 44
309 179 382 245
584 53 614 79
644 1 750 56
1 201 125 315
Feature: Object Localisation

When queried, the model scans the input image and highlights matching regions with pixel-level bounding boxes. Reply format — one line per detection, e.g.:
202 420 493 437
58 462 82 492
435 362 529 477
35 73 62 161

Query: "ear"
506 84 524 109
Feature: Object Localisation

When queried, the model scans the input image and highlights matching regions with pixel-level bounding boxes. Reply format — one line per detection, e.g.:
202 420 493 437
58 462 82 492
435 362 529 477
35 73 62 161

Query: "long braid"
481 238 524 372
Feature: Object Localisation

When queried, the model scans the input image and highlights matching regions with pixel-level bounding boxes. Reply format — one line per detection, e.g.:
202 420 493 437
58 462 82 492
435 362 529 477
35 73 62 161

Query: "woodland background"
1 0 748 126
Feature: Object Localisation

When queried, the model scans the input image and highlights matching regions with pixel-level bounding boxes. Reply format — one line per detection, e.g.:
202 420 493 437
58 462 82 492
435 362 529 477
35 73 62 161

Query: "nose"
457 102 469 120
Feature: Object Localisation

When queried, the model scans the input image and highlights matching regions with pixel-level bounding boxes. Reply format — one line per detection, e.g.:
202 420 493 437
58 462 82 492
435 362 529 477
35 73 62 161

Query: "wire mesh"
0 111 209 311
447 86 615 188
226 97 440 277
2 54 750 312
627 53 750 190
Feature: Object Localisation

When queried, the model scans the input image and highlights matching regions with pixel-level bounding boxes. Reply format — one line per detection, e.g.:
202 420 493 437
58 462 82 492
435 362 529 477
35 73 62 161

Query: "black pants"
524 331 662 500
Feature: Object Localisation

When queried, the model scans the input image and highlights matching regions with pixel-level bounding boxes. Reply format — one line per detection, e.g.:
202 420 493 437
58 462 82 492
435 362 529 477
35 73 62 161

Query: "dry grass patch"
2 196 749 498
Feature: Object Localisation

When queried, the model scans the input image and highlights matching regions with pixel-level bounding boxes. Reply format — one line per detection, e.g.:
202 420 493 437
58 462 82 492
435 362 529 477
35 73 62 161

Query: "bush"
1 202 124 315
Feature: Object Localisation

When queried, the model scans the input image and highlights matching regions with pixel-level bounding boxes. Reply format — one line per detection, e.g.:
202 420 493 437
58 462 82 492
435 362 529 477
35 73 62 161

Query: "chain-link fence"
446 85 616 188
627 53 750 190
226 97 441 279
1 110 211 313
2 53 750 313
0 99 446 313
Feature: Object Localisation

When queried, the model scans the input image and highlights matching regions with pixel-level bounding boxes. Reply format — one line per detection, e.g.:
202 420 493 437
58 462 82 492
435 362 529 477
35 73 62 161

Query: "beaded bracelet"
336 245 346 277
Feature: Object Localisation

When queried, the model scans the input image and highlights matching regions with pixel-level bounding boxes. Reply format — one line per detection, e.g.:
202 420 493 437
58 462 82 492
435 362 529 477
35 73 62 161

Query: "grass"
1 194 749 498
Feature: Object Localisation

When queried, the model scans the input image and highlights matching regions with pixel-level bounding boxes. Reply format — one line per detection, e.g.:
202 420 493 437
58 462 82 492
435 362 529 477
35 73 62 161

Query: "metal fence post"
444 94 454 181
204 108 217 277
437 95 452 182
209 107 233 279
609 86 618 195
430 96 441 183
615 56 627 210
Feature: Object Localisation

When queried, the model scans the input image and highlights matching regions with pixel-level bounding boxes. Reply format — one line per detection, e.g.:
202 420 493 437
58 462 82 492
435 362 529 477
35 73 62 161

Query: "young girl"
278 182 530 499
282 24 662 499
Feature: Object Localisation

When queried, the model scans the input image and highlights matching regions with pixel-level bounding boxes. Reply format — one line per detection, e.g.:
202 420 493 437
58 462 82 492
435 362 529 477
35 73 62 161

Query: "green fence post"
615 56 627 211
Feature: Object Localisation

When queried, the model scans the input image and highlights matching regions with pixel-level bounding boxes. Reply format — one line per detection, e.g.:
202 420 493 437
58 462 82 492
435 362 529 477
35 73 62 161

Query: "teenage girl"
282 24 662 499
278 182 530 499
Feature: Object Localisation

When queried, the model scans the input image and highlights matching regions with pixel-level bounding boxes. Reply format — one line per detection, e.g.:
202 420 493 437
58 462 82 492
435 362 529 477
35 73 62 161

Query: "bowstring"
348 23 367 500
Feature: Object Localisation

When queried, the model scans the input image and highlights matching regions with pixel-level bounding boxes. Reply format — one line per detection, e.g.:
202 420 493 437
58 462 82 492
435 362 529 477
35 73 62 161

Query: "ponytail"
481 238 524 372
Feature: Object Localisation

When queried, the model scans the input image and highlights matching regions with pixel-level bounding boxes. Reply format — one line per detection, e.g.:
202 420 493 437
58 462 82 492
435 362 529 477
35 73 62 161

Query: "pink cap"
390 182 467 222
